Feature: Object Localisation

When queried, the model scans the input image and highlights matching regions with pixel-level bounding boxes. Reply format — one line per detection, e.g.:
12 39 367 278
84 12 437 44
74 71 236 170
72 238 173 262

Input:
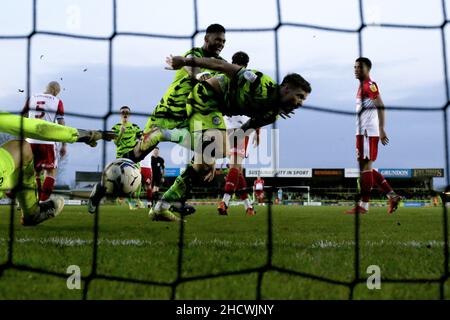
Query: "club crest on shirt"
369 83 377 93
212 116 221 125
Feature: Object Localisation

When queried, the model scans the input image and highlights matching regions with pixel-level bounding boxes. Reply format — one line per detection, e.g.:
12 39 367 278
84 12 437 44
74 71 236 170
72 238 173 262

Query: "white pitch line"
0 237 446 249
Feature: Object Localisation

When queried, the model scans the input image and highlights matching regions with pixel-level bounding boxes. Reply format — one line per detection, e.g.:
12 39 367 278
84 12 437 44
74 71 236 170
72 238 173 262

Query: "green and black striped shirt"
151 47 225 122
111 122 142 159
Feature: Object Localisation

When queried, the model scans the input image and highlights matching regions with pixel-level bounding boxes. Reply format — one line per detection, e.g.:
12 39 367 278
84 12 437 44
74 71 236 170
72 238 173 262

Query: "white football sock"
161 200 171 210
154 200 170 211
154 201 162 211
387 191 396 198
359 201 369 210
243 199 252 210
223 193 231 206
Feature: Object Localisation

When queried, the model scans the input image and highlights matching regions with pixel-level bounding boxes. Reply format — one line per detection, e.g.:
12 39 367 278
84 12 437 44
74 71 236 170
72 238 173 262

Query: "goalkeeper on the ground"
0 112 115 226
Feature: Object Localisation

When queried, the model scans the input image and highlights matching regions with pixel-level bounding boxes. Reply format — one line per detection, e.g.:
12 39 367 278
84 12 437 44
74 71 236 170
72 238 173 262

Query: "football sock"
372 169 393 194
0 147 16 199
359 201 369 211
360 170 373 203
36 175 42 199
387 191 397 199
40 176 55 201
155 200 170 211
15 160 40 217
162 164 195 202
222 193 231 206
243 199 252 210
0 148 39 217
140 128 162 148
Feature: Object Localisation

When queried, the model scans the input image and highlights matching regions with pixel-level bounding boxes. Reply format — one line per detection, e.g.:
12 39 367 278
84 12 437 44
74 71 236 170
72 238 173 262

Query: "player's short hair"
231 51 249 68
120 105 130 112
356 57 372 69
281 73 312 93
206 24 226 34
46 81 61 94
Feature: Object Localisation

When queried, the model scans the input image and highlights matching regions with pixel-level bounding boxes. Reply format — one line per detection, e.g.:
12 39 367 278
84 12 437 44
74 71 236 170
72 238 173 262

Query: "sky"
0 0 448 187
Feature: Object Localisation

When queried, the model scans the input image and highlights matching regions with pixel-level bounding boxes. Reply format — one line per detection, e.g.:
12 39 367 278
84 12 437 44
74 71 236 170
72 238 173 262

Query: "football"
102 158 142 196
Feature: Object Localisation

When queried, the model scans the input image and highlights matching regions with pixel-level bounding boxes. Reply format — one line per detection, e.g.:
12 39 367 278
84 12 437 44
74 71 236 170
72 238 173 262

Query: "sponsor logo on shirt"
243 70 258 83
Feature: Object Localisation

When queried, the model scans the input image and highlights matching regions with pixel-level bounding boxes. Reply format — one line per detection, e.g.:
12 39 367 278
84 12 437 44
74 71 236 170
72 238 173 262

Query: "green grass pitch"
0 204 449 299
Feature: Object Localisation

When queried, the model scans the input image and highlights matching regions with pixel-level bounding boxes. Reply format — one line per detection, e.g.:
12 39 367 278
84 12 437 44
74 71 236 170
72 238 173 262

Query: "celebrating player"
0 112 115 226
22 81 66 201
132 23 227 161
148 54 311 221
345 57 402 215
87 24 228 219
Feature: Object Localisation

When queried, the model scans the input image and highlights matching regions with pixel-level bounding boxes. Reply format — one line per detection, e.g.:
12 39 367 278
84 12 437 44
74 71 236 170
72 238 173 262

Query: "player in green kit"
0 112 115 226
111 106 144 209
88 24 227 217
132 23 227 161
112 106 142 159
148 55 312 221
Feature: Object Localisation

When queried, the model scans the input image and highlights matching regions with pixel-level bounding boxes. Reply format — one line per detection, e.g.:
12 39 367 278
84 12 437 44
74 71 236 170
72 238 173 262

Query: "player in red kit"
217 51 257 217
140 157 153 207
345 57 401 215
22 81 66 202
253 175 265 205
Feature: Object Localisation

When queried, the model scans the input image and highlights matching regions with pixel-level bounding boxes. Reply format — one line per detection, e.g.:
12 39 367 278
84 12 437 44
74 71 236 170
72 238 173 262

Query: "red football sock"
224 168 239 194
36 175 42 197
40 176 55 201
236 173 248 200
372 169 393 194
360 170 373 203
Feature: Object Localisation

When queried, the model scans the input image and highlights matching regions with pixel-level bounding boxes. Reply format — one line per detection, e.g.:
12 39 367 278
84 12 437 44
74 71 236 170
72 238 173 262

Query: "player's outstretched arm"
76 129 117 147
0 112 116 147
241 113 278 131
166 55 241 79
